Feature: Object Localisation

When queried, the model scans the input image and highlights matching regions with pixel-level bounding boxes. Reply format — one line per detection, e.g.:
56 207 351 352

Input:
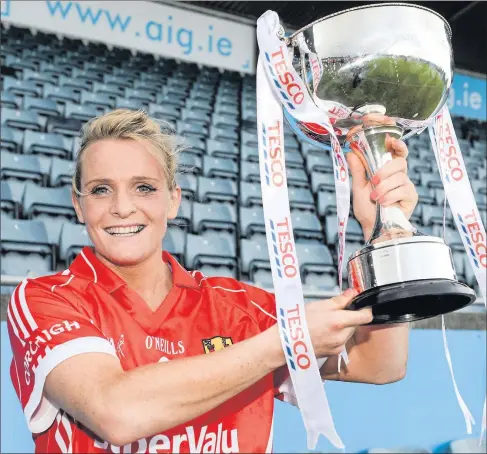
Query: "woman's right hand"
305 288 373 358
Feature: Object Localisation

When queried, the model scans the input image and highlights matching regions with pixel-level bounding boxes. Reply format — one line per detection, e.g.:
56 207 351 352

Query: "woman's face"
72 138 180 267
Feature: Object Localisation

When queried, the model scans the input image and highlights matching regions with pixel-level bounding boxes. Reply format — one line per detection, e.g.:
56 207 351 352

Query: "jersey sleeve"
6 278 117 434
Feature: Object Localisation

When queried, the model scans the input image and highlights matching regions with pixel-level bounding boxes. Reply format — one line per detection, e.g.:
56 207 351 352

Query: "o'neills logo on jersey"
145 336 185 355
457 210 487 269
279 304 311 371
268 216 298 279
94 423 239 453
265 47 304 110
436 113 465 183
23 320 80 385
261 120 285 187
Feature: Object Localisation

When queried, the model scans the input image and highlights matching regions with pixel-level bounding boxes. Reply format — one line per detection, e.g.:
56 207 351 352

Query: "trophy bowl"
284 3 476 323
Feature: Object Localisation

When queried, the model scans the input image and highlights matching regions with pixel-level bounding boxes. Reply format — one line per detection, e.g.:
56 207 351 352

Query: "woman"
7 109 417 453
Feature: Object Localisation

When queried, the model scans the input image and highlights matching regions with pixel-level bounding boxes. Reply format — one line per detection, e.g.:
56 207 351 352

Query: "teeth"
106 225 144 235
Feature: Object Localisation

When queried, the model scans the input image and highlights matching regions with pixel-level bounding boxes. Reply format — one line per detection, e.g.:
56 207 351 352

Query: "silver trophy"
282 3 476 323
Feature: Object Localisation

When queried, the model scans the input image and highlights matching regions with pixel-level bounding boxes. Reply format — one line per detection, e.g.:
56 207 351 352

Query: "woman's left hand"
346 134 419 241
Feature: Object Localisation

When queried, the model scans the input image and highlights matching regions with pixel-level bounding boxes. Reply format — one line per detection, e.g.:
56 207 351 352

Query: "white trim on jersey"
265 411 274 453
250 300 277 321
25 336 117 434
10 285 30 340
19 279 38 333
8 289 26 347
51 274 75 294
55 413 68 453
80 249 98 283
55 412 73 453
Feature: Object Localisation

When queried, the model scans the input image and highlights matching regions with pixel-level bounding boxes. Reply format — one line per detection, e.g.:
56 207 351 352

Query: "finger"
339 307 374 328
330 288 358 310
346 151 368 190
374 157 408 184
371 172 409 202
379 183 418 207
385 135 409 159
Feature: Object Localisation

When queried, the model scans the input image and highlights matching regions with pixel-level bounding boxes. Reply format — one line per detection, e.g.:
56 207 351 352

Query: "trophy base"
348 279 476 324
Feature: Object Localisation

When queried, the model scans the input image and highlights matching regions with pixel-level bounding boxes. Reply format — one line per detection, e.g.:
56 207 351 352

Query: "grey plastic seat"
241 161 261 183
408 157 433 173
192 201 237 235
23 131 70 158
1 181 17 217
1 91 18 109
241 130 258 148
206 139 239 160
288 187 315 212
177 121 208 139
125 87 156 104
311 171 336 194
22 184 75 220
162 227 187 265
59 222 92 264
286 167 309 188
58 74 92 93
64 102 99 122
209 125 238 143
24 96 61 117
325 216 363 245
239 206 266 239
45 116 84 138
104 74 134 89
1 107 41 131
241 144 259 163
432 225 464 251
50 158 76 187
3 75 41 98
240 181 263 207
420 171 444 190
156 92 185 108
1 151 44 184
211 113 239 129
0 126 23 152
422 204 454 228
203 156 238 180
80 91 114 111
296 242 337 289
170 198 192 231
177 153 203 176
291 211 324 243
114 97 145 110
317 191 338 218
240 238 271 282
197 176 237 204
92 82 125 98
185 233 237 275
181 108 210 125
186 98 213 113
416 185 436 205
176 173 198 199
306 152 334 174
44 84 80 104
149 104 181 123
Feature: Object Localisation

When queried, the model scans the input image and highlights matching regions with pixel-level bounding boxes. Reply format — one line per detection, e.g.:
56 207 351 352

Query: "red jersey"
7 246 296 453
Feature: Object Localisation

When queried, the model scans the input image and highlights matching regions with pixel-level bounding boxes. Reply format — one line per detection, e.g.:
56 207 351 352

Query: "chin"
102 244 155 267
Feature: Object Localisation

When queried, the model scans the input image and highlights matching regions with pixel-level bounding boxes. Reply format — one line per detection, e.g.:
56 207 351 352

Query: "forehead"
81 139 165 181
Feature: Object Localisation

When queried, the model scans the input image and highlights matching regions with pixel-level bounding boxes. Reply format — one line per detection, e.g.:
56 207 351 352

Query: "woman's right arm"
44 323 285 446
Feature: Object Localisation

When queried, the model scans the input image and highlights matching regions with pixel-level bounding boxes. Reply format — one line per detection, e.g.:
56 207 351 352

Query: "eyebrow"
84 176 161 186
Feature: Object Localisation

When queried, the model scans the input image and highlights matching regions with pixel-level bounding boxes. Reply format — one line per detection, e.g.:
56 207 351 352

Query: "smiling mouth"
105 225 146 237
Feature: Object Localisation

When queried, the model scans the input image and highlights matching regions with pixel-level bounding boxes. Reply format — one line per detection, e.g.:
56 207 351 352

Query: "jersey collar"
70 246 200 293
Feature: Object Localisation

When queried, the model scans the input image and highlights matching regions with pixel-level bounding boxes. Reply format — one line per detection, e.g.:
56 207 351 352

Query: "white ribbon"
428 105 487 440
256 10 348 450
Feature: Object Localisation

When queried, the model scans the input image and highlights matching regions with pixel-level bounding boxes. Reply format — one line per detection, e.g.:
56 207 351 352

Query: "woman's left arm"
321 132 416 384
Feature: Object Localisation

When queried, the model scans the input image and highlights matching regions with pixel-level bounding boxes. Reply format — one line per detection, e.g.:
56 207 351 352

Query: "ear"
167 186 181 220
71 191 85 224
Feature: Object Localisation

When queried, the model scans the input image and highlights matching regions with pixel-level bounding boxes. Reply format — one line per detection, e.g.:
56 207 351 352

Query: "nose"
110 189 136 218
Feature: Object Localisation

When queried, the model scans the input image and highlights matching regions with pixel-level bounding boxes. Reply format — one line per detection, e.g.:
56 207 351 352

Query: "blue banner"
448 72 486 121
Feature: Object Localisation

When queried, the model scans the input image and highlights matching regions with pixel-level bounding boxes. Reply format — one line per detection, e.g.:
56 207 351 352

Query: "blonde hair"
72 109 180 196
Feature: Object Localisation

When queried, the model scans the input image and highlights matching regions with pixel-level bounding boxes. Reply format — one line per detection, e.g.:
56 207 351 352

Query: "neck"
95 249 173 310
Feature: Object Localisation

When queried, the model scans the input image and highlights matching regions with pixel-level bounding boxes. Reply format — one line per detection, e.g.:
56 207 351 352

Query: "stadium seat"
197 176 238 204
211 113 239 130
295 243 337 289
203 156 238 180
240 181 263 207
1 107 41 131
240 238 272 284
416 185 436 205
290 211 324 243
3 75 41 98
286 167 309 188
71 67 103 83
311 171 336 194
39 61 69 78
1 216 54 275
192 201 237 235
177 121 208 140
239 206 266 239
23 96 61 117
0 126 23 152
50 158 76 187
58 74 92 93
59 222 92 265
185 233 237 277
178 153 203 176
125 88 156 105
471 179 487 195
422 204 454 228
80 91 114 111
306 152 334 174
408 157 433 173
341 240 363 282
22 184 76 220
1 91 18 109
241 144 259 162
150 104 181 123
324 216 363 245
45 116 84 138
5 54 37 71
180 108 210 125
23 131 70 158
432 225 464 251
64 102 99 122
1 181 17 217
241 161 261 183
1 151 44 184
186 98 213 113
162 227 187 265
156 92 185 108
170 198 192 231
92 82 125 99
209 125 239 144
317 191 338 218
206 139 239 160
288 187 315 212
284 150 305 169
177 173 198 199
44 84 80 104
241 130 258 148
420 171 443 190
104 74 134 89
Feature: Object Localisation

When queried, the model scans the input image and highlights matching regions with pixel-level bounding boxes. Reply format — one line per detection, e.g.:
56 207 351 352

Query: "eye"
137 184 156 194
90 186 110 196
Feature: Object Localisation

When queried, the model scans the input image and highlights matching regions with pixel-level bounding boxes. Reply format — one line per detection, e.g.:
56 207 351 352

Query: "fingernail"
370 190 378 200
371 175 380 185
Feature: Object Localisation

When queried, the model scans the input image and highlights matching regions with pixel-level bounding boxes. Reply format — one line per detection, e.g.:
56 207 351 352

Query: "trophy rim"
289 2 452 42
